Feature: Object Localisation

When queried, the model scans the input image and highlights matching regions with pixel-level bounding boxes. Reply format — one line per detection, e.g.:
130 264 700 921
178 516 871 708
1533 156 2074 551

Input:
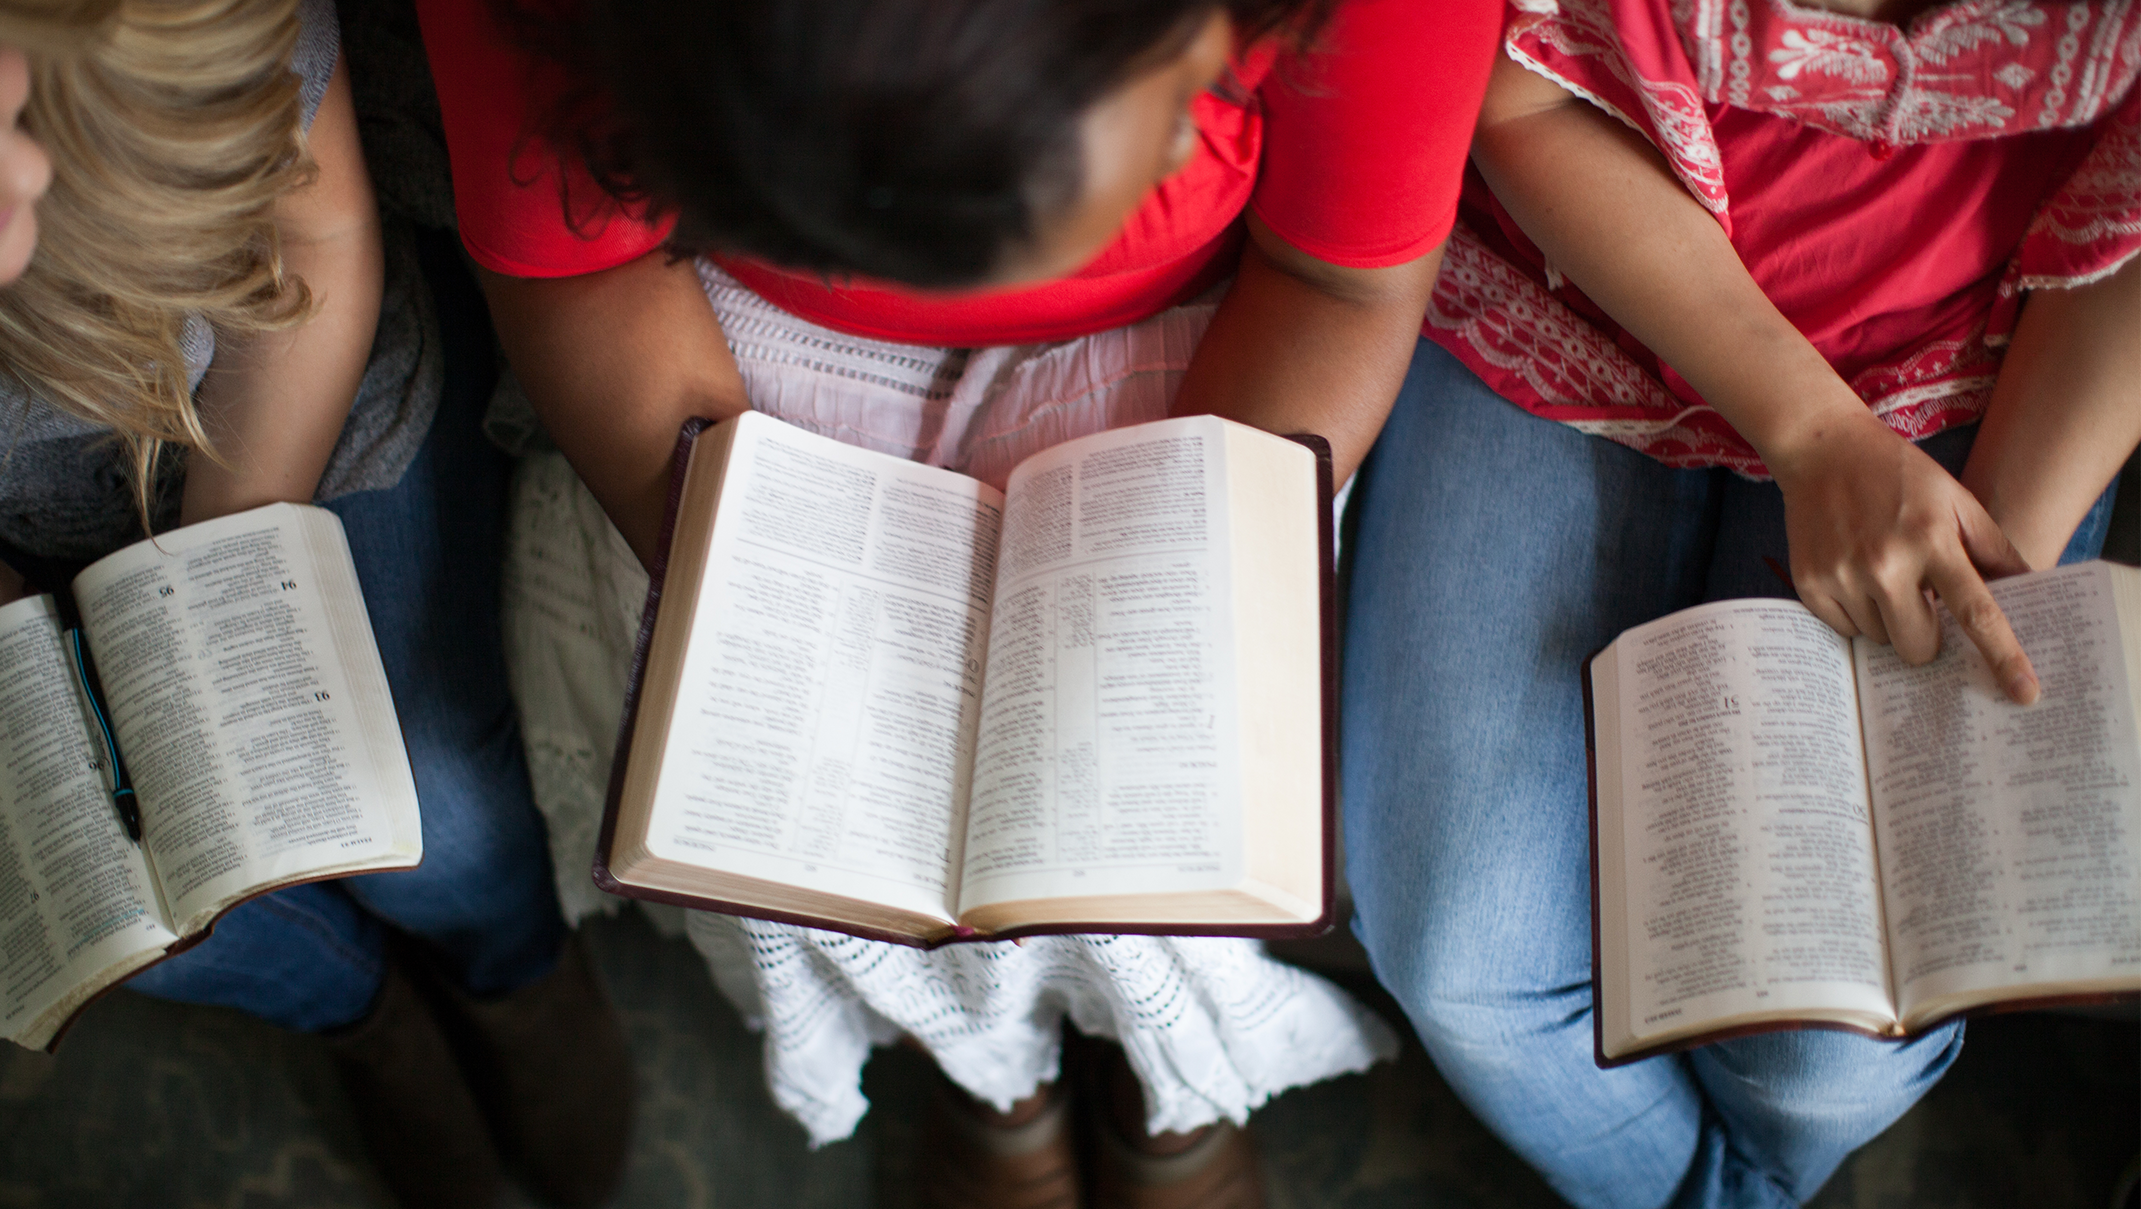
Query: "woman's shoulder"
415 0 672 278
1247 0 1503 268
1521 0 2139 144
1250 0 1501 118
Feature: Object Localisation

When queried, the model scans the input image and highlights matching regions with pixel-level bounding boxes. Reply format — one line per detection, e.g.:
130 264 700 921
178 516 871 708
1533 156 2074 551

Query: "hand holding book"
1584 561 2141 1066
0 503 422 1050
1767 408 2041 704
596 412 1337 946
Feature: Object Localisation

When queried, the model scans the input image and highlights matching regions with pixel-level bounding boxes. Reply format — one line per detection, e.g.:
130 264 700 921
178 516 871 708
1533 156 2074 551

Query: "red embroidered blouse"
1428 0 2141 475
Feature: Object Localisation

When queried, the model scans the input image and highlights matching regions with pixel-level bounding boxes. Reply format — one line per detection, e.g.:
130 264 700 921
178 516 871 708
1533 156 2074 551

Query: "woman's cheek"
0 131 49 285
0 200 38 284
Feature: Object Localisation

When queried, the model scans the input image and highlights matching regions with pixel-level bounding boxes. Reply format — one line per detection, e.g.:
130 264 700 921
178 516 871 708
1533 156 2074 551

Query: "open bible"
597 411 1335 946
0 503 422 1050
1584 560 2141 1065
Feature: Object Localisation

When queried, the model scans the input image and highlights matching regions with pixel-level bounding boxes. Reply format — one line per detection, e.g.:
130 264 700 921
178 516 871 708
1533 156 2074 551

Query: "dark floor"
0 908 2133 1209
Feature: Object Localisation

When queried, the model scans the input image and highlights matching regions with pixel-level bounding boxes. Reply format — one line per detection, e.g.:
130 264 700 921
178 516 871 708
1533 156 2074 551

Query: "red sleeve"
414 0 671 277
1249 0 1503 268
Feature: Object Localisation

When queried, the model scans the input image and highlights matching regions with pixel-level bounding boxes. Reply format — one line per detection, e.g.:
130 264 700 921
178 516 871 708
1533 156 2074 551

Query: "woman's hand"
0 559 25 605
1471 48 2042 700
1768 403 2037 701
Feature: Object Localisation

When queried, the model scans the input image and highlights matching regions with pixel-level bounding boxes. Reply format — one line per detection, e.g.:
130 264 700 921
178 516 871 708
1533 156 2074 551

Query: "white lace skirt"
500 263 1398 1146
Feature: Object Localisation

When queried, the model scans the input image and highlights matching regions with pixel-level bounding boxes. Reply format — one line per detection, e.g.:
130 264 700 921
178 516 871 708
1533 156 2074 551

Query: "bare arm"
1172 215 1442 485
478 252 749 568
1962 256 2141 569
180 57 384 524
1471 49 2041 701
488 220 1440 566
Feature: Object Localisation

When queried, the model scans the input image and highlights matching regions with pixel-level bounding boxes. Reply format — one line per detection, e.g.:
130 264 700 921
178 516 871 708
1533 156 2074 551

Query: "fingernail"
2007 672 2039 704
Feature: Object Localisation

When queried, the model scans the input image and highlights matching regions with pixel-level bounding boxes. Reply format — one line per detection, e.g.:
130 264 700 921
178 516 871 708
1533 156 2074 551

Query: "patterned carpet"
0 909 2132 1209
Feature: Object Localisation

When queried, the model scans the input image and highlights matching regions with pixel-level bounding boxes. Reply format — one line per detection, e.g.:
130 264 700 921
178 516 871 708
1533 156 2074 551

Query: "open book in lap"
598 411 1337 946
0 504 421 1050
1584 561 2141 1066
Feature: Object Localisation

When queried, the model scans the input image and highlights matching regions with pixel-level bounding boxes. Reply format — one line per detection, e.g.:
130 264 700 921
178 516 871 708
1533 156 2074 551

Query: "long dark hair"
509 0 1334 288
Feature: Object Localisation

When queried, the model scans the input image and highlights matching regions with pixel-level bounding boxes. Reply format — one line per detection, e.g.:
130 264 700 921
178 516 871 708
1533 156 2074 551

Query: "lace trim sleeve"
2009 85 2141 293
1506 0 1736 226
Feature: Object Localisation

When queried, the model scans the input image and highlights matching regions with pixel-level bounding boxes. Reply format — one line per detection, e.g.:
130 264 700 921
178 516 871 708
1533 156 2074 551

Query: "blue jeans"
1340 340 2115 1209
126 236 565 1032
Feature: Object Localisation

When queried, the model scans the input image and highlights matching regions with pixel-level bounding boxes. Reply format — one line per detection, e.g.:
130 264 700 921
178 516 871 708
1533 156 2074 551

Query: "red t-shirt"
416 0 1499 346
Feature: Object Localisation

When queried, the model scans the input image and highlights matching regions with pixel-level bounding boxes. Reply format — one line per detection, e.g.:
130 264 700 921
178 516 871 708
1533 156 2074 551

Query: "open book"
1584 560 2141 1065
597 411 1335 946
0 504 422 1050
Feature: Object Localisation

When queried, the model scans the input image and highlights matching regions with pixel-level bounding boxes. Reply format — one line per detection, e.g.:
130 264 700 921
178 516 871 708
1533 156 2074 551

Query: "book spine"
592 418 713 894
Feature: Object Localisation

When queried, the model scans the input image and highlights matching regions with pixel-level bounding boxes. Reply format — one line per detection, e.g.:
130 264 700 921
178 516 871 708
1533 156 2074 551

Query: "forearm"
182 229 382 522
479 252 750 567
1471 50 2036 695
182 59 383 524
1962 257 2141 569
1469 56 1864 471
1172 217 1441 485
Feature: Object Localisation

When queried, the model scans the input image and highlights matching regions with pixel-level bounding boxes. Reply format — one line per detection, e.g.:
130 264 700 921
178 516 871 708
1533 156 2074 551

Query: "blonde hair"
0 0 315 523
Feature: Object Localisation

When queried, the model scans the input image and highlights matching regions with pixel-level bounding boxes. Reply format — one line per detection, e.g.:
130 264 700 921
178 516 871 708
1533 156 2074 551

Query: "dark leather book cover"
592 418 1338 948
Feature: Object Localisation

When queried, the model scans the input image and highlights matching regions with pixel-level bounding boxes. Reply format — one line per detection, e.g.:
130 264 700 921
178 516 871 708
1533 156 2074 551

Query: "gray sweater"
0 0 441 564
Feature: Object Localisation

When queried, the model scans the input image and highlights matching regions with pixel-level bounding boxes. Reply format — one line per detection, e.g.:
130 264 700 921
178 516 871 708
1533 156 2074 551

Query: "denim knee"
126 882 386 1032
1350 862 1593 1062
1693 1024 1962 1132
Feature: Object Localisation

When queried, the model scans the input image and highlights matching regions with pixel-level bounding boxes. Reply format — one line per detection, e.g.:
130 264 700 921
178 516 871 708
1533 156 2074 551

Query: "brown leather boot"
916 1077 1081 1209
1087 1041 1266 1209
1090 1120 1266 1209
323 961 504 1209
438 933 634 1209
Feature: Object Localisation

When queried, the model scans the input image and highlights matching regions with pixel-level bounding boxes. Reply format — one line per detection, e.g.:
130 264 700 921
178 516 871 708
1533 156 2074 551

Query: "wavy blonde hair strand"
0 0 317 527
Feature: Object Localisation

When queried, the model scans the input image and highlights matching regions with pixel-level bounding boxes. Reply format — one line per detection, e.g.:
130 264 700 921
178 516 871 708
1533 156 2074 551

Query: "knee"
1341 772 1593 1063
1351 883 1592 1070
1703 1023 1962 1131
408 798 554 890
125 888 386 1032
394 719 548 875
401 696 526 798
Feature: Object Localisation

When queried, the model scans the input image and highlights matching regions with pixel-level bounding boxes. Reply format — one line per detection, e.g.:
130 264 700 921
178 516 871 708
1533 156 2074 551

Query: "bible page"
1598 600 1895 1057
634 413 999 922
74 505 422 935
0 597 176 1049
1858 562 2141 1026
958 416 1246 915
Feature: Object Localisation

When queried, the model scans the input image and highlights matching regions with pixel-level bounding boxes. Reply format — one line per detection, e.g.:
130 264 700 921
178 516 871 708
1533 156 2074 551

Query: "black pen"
66 628 141 844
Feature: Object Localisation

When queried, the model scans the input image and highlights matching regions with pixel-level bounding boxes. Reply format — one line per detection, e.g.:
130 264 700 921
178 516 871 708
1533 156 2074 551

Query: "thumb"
1957 501 2032 581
